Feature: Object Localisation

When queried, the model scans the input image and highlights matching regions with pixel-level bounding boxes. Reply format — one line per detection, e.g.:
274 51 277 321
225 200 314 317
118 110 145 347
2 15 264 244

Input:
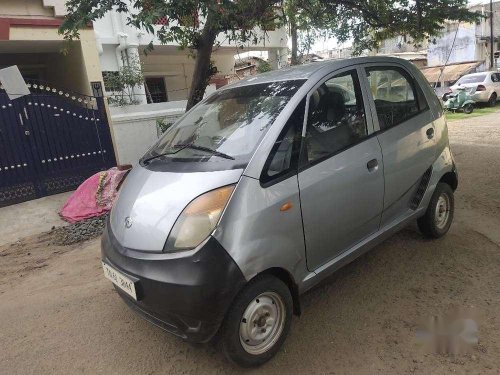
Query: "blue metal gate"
0 81 116 207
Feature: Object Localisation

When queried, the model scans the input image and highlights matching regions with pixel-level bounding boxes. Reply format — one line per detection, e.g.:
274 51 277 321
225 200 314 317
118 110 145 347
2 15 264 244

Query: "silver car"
450 71 500 106
101 57 458 367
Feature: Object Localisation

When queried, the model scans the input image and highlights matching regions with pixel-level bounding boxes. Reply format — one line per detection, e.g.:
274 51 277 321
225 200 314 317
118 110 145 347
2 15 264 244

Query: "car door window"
304 70 368 165
491 74 499 83
366 67 427 130
261 99 305 185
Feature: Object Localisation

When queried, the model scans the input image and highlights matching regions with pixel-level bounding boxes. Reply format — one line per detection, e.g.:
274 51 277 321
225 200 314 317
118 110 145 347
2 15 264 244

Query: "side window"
261 99 305 184
366 67 425 130
416 80 429 111
304 70 368 165
491 73 500 83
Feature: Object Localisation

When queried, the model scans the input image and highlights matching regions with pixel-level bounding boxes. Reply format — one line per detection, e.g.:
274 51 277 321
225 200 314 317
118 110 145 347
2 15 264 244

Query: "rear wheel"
221 275 293 367
488 93 497 107
463 103 474 114
418 183 454 239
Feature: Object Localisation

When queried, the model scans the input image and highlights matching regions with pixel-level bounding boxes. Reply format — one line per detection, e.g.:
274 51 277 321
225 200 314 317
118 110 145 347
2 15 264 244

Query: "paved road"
1 113 499 374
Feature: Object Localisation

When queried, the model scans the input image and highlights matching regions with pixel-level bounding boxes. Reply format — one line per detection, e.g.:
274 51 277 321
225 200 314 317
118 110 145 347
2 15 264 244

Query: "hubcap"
239 292 286 355
435 193 451 230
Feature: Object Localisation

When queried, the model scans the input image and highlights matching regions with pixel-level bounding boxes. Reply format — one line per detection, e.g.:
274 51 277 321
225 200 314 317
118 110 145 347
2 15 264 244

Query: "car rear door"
363 64 437 228
298 67 385 271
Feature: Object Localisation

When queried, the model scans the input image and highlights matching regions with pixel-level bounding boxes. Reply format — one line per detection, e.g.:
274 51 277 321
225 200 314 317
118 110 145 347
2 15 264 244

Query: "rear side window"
491 74 500 83
366 67 428 130
261 99 306 185
456 74 486 85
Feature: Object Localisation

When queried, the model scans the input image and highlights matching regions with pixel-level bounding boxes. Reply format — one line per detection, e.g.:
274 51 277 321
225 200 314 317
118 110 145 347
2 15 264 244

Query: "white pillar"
269 47 289 69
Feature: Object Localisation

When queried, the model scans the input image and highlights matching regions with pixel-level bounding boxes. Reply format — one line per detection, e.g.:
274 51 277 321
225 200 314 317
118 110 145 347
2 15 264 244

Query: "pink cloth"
59 167 129 223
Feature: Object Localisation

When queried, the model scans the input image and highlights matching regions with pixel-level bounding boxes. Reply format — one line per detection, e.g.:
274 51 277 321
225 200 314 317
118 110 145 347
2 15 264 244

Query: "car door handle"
367 159 379 172
426 127 435 139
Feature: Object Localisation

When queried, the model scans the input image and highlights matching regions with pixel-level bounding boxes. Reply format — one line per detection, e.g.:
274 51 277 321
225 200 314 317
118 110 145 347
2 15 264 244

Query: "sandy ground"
1 114 500 375
0 192 69 247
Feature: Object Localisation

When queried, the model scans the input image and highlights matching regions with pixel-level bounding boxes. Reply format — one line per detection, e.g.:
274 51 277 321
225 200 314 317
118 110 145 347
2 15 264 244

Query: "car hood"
110 165 243 252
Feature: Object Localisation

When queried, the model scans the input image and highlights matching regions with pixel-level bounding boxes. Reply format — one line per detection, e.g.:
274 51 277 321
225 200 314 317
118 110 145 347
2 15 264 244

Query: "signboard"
91 81 104 97
0 65 30 100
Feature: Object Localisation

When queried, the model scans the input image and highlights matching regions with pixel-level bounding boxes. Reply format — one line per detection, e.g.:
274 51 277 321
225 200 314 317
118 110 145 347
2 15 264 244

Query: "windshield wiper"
142 151 177 164
142 143 235 164
173 144 235 160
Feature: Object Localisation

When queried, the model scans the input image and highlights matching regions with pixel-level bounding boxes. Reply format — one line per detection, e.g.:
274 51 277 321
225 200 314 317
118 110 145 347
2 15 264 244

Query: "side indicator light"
280 202 293 212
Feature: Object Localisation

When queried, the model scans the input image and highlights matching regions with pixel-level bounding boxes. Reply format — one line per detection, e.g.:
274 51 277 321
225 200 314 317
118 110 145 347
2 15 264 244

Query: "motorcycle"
444 87 475 114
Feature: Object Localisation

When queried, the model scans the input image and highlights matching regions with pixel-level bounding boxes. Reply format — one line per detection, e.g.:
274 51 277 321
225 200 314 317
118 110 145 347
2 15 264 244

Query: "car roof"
461 72 490 77
224 56 417 89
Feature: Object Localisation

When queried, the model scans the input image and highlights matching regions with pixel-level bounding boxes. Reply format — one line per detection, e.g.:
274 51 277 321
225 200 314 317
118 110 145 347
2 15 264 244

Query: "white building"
93 5 289 105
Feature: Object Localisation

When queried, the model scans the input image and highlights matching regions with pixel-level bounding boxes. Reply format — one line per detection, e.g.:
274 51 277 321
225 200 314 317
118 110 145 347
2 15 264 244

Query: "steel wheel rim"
435 193 451 230
239 292 286 355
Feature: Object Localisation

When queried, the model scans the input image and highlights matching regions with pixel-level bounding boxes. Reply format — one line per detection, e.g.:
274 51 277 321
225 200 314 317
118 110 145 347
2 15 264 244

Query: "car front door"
363 64 436 227
298 68 385 271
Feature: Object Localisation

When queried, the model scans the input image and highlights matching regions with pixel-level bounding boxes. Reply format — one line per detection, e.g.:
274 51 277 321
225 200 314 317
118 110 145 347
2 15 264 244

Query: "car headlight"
163 185 235 253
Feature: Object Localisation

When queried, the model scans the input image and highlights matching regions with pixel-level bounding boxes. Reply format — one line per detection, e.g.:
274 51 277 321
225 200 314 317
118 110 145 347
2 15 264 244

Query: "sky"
469 0 494 5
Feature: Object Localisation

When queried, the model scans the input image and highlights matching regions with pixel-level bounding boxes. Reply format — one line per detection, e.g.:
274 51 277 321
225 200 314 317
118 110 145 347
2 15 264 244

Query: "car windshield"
456 75 486 85
143 80 305 170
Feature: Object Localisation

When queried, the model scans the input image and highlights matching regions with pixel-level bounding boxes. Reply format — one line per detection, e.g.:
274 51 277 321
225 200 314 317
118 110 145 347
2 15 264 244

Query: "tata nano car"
102 57 458 367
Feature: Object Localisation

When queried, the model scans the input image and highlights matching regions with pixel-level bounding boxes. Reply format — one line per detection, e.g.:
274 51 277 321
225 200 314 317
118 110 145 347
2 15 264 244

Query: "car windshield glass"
144 80 305 165
456 75 486 85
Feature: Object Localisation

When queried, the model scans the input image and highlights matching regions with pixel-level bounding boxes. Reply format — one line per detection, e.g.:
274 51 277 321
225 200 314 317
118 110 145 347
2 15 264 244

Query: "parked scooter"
444 87 475 114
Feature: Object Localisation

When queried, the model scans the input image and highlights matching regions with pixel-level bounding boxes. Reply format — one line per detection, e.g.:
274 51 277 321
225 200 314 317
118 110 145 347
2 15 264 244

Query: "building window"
145 77 168 103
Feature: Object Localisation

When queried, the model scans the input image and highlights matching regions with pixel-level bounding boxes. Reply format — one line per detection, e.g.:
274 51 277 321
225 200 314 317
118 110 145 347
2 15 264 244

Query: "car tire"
488 93 497 107
418 182 455 239
463 103 474 114
221 275 293 367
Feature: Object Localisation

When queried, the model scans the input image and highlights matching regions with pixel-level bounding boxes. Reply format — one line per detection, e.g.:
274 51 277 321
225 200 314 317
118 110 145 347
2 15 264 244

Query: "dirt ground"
1 113 500 375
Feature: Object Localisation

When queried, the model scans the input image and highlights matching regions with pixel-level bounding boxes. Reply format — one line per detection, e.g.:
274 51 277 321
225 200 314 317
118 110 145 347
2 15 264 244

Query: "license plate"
102 262 137 300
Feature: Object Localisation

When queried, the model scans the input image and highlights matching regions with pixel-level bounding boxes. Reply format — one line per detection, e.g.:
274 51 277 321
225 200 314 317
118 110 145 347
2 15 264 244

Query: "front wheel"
418 183 455 239
221 275 293 367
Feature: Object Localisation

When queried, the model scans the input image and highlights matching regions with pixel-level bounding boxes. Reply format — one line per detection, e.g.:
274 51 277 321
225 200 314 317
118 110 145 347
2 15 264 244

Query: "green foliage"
60 0 280 108
103 57 145 106
257 60 272 73
156 117 173 134
60 0 481 106
283 0 481 59
61 0 279 50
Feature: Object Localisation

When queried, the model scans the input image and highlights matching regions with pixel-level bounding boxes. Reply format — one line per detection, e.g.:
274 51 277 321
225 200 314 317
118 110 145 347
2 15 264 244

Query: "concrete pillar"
269 47 289 70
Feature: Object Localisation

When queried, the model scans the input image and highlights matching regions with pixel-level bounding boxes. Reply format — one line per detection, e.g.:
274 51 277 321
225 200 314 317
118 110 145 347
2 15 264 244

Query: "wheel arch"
439 171 458 191
257 268 301 316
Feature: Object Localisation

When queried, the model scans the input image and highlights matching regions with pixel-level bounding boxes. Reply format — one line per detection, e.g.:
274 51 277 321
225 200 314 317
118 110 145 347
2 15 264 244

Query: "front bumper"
101 223 246 343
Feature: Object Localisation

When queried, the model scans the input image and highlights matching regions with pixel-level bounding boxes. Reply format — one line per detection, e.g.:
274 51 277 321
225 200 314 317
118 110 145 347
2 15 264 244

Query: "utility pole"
491 0 495 69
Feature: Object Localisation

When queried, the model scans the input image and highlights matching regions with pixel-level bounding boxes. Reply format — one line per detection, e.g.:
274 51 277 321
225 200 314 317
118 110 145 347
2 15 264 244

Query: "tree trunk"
290 18 299 65
186 13 218 110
